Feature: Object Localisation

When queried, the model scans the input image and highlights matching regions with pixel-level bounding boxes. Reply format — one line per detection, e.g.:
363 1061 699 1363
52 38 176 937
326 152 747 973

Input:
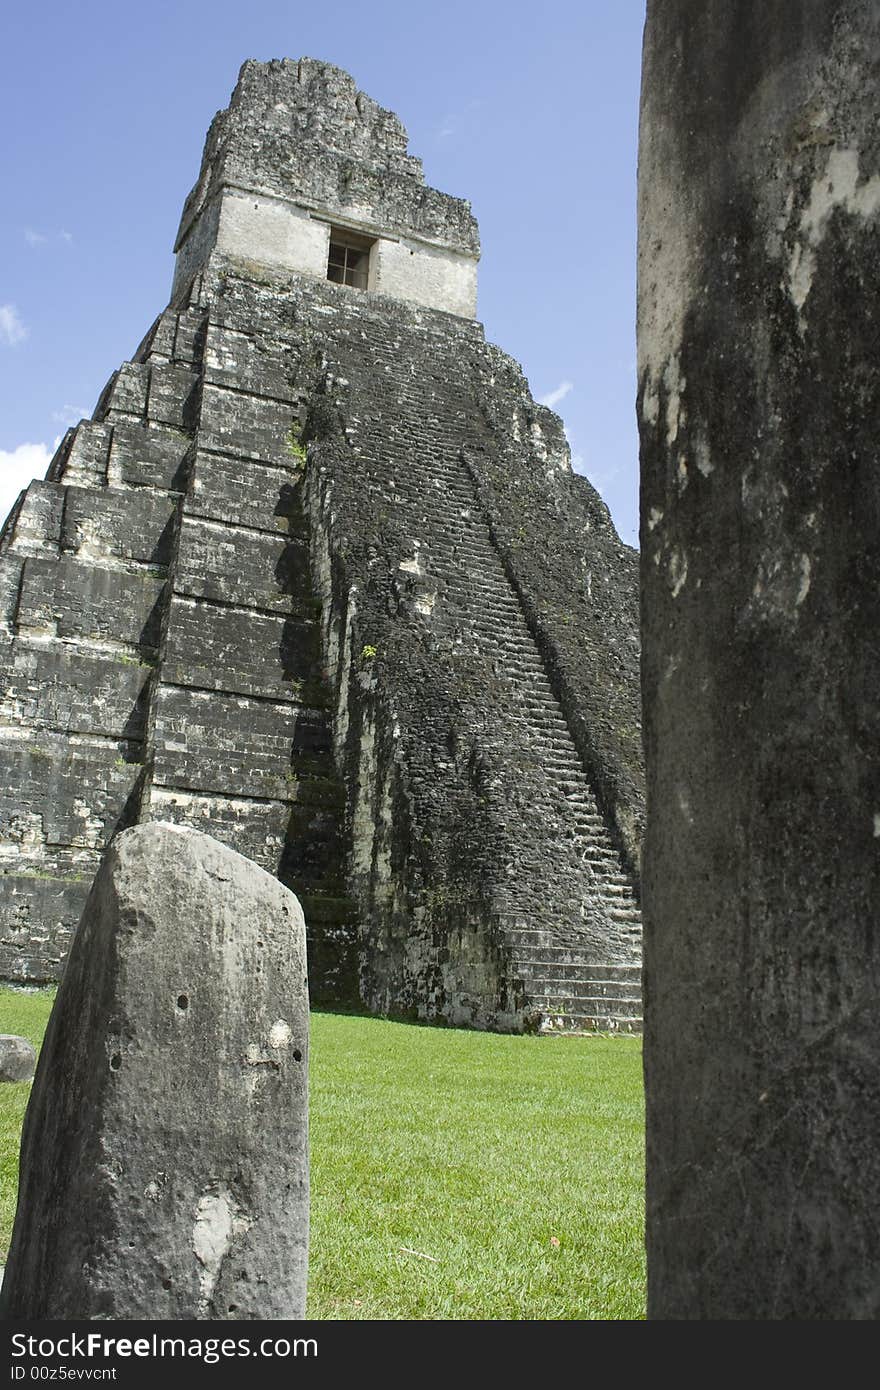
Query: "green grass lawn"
1 989 645 1319
0 986 56 1256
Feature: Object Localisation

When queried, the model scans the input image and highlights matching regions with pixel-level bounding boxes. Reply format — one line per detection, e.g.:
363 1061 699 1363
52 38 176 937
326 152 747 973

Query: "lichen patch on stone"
192 1186 252 1316
787 147 880 316
268 1019 292 1048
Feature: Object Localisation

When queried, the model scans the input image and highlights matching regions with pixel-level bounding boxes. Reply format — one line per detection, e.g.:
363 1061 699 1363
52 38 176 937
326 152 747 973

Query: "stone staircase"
328 308 642 1031
431 455 641 1032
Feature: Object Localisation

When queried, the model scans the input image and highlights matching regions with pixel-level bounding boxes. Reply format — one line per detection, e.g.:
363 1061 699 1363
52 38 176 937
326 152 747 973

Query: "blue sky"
0 1 645 544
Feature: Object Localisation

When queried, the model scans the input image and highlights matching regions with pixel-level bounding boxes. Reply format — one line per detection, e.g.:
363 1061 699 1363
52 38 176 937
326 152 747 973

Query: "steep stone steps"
313 301 641 1030
340 368 641 1030
516 956 642 1033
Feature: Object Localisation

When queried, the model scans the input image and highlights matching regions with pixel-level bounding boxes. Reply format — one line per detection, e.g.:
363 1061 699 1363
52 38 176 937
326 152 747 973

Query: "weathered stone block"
187 451 301 532
0 869 95 983
169 310 208 368
152 686 332 801
17 556 166 651
61 487 177 568
133 310 177 365
108 422 191 493
0 1035 36 1083
0 557 23 627
204 323 303 403
0 644 151 739
53 423 112 488
0 732 141 849
146 363 200 431
163 594 324 702
146 788 291 871
5 482 64 553
198 384 296 466
176 516 313 614
94 362 149 422
0 822 309 1319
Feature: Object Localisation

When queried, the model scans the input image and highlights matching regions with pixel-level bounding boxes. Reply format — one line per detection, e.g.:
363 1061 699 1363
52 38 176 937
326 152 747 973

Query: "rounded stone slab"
0 1036 36 1083
0 822 309 1320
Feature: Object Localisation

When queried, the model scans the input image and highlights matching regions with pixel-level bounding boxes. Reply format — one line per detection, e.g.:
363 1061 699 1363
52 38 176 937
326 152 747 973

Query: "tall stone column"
638 1 880 1318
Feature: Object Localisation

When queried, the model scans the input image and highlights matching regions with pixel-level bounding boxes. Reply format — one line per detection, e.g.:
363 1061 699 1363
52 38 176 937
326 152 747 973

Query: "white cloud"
24 228 72 247
538 380 573 410
0 305 27 346
0 442 54 525
435 99 484 142
52 404 89 428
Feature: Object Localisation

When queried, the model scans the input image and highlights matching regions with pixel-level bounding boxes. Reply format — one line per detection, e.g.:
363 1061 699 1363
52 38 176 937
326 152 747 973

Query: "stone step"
478 609 530 622
584 880 638 899
500 664 555 681
505 934 643 968
469 591 524 607
519 969 642 993
581 847 627 864
484 641 541 655
507 931 627 954
538 1011 643 1036
472 629 532 644
524 990 643 1017
436 537 497 554
517 971 642 994
584 878 630 896
575 850 625 872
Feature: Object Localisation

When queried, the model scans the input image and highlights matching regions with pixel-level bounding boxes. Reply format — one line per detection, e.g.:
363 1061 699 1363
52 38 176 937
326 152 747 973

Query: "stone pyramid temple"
0 58 644 1032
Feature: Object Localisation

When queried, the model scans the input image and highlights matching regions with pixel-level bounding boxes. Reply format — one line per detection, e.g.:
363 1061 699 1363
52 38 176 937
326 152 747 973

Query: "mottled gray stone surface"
0 1035 35 1083
0 822 309 1320
639 0 880 1319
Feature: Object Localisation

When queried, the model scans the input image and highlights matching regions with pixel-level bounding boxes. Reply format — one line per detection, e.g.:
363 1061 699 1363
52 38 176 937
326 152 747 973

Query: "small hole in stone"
177 994 189 1011
162 1278 172 1290
228 1304 238 1313
110 1053 121 1071
292 1049 303 1063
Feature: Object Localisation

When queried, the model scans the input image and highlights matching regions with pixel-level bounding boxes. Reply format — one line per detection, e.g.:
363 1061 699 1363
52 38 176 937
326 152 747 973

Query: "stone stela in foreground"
0 822 309 1320
0 58 644 1033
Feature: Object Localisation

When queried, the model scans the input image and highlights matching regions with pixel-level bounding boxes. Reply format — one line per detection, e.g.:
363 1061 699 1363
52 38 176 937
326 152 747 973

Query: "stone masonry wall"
0 292 357 1002
172 59 479 317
